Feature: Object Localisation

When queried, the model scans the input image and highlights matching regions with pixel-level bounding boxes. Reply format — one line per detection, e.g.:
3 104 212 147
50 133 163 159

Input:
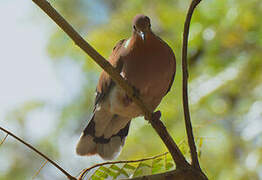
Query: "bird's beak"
139 31 145 41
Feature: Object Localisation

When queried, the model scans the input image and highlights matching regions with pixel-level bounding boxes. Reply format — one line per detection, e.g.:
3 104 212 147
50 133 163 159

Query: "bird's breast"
105 37 176 118
123 46 174 93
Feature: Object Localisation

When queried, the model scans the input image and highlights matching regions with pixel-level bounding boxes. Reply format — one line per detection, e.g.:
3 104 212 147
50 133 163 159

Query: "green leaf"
166 162 174 170
152 158 163 164
165 154 175 170
119 169 129 177
152 158 165 174
132 162 152 177
139 162 151 168
112 168 130 180
91 175 102 180
108 170 118 178
94 170 108 179
152 163 164 174
133 169 143 177
110 164 121 171
123 164 136 170
99 166 111 174
107 164 122 178
109 164 131 179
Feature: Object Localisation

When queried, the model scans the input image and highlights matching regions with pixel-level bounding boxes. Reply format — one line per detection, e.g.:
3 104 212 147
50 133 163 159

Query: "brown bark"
122 169 207 180
182 0 202 170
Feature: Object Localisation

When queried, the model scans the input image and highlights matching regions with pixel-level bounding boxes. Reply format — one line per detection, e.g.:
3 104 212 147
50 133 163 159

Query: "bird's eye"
133 25 136 30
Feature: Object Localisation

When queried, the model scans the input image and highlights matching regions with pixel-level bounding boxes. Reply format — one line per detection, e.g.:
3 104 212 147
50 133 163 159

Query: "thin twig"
78 152 168 180
182 0 202 170
0 133 8 146
32 0 189 169
0 126 77 180
32 160 48 179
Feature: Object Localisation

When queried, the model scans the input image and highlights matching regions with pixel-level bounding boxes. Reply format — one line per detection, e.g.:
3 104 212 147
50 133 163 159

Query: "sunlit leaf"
99 166 112 174
91 175 103 180
139 162 151 168
119 169 129 177
133 169 143 178
94 170 108 179
166 162 174 171
152 158 165 174
123 164 136 170
165 154 175 171
110 164 121 171
132 162 152 177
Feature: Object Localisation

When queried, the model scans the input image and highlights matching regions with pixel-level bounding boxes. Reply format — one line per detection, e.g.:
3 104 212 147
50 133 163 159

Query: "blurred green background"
0 0 262 179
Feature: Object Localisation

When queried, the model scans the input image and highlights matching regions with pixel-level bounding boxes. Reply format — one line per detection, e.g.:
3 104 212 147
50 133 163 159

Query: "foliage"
84 153 175 180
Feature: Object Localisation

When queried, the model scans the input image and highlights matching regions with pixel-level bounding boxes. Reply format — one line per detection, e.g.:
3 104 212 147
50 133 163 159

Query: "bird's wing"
165 58 176 95
164 47 176 95
153 33 176 95
94 39 126 107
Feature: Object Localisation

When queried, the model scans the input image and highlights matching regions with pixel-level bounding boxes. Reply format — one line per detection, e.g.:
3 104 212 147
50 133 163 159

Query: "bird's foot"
145 110 161 121
152 111 161 121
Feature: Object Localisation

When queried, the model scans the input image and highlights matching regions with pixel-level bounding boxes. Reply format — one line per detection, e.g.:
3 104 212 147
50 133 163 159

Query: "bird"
76 14 176 160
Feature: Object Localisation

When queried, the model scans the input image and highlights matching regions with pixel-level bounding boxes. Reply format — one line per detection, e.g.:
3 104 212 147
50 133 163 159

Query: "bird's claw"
145 110 161 121
152 111 161 121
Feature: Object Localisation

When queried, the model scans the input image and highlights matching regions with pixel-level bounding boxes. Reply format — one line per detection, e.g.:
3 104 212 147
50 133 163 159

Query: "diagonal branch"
32 160 48 179
0 126 77 180
122 168 207 180
0 133 8 146
182 0 202 169
31 0 189 169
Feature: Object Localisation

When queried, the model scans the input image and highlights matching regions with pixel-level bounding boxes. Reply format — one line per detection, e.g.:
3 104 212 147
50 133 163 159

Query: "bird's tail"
76 112 131 160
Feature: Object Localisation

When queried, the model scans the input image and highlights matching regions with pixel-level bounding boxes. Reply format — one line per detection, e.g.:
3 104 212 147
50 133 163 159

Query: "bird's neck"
132 31 154 45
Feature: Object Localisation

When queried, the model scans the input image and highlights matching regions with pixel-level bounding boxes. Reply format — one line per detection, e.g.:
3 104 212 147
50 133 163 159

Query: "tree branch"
122 168 207 180
32 160 48 179
0 126 77 180
182 0 202 170
31 0 188 169
0 133 8 146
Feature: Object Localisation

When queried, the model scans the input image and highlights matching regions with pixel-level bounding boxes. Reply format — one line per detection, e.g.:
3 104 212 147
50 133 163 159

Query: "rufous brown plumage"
76 14 176 160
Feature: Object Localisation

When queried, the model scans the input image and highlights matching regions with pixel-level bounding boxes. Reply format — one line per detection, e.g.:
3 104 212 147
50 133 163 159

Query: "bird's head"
132 14 151 41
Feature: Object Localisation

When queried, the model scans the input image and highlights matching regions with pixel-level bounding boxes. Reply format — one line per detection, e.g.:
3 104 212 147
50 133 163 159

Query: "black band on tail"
83 115 95 136
113 121 130 140
83 114 131 144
